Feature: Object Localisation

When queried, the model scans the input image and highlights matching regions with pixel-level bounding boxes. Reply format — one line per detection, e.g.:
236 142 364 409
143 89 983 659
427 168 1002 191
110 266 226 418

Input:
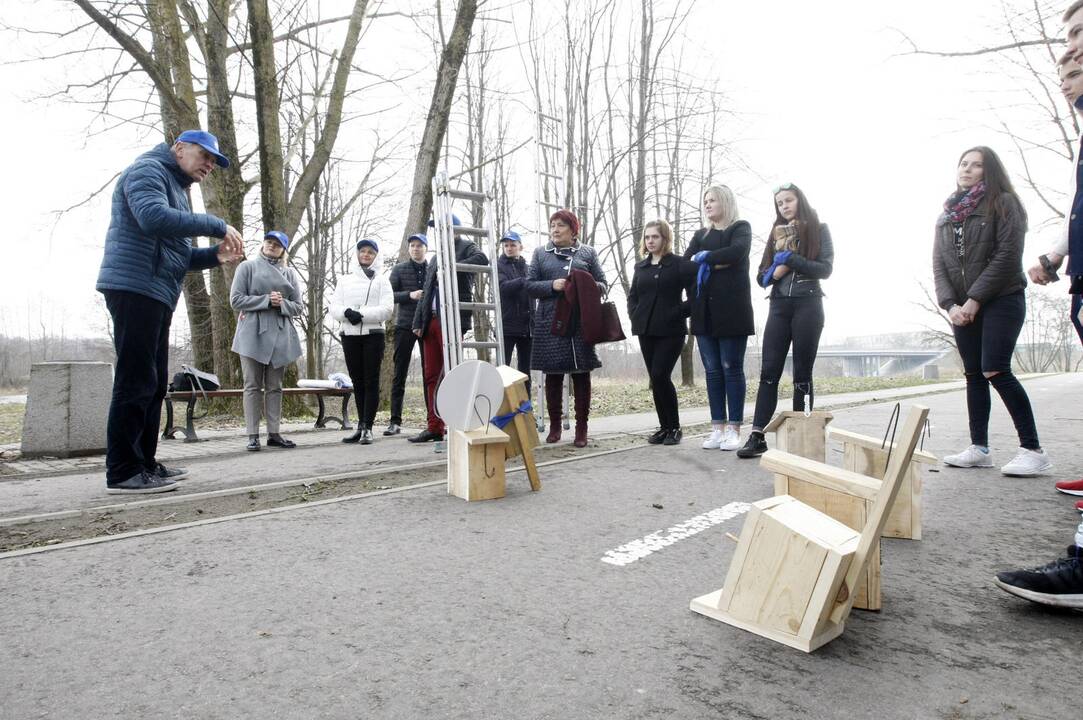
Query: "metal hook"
881 403 902 469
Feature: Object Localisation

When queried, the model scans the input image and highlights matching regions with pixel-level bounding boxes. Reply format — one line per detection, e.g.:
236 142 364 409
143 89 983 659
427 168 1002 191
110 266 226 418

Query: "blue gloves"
759 250 793 288
691 251 711 297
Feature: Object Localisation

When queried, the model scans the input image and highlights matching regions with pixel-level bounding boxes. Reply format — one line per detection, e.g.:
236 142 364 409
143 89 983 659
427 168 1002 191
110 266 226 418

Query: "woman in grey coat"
527 209 607 449
230 231 304 451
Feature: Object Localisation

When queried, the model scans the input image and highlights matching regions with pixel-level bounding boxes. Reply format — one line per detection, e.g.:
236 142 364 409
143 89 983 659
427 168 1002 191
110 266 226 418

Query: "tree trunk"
204 0 246 388
681 335 695 387
400 0 479 255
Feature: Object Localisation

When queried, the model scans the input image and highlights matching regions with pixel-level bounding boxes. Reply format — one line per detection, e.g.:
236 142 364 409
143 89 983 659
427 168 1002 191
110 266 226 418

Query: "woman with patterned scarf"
933 146 1051 476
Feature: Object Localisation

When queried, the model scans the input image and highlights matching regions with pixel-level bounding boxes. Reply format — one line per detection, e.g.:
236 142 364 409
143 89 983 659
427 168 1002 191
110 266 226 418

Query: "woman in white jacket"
329 239 395 444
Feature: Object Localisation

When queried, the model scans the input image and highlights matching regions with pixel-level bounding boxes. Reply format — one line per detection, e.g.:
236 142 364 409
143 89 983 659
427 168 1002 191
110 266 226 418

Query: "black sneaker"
736 431 767 459
106 471 178 495
994 546 1083 608
150 463 189 481
663 428 683 446
383 423 401 436
408 429 441 443
647 428 668 445
247 435 261 452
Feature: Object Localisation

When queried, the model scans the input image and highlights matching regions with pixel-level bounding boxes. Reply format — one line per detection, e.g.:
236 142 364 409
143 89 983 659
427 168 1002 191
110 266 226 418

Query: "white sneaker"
1000 448 1053 477
720 426 742 451
943 445 994 468
702 429 723 449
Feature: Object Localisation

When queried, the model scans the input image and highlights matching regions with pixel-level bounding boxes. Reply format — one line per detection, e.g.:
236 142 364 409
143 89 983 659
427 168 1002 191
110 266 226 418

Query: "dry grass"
0 375 948 445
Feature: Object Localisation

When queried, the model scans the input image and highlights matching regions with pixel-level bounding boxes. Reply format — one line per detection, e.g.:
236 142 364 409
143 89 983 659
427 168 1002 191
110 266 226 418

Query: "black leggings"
752 297 824 430
638 334 685 430
503 335 533 395
952 291 1039 450
389 328 420 425
342 333 385 428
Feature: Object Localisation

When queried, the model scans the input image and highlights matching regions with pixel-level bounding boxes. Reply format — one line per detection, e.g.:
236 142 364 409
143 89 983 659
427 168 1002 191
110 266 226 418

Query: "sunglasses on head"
772 183 796 194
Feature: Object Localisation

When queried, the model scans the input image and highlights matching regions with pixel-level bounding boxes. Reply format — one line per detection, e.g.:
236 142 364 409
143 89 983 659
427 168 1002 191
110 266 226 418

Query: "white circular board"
435 360 505 432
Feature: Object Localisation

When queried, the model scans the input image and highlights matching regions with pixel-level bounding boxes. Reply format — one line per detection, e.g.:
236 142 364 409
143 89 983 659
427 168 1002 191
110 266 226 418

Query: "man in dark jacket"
384 233 429 435
409 214 488 442
497 231 533 394
96 130 243 494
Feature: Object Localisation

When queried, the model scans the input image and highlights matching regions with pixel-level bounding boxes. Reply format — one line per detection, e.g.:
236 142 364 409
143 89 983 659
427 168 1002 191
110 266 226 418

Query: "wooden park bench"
163 387 353 442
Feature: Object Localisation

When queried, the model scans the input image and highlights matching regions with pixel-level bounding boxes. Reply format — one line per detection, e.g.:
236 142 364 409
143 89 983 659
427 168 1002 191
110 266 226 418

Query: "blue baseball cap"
407 233 428 247
356 238 379 253
427 213 461 228
264 231 289 250
176 130 230 168
500 230 522 244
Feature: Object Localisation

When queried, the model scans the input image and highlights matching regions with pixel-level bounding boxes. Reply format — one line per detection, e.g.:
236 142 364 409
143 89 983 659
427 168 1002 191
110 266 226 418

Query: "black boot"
663 428 683 446
736 431 767 459
342 427 364 444
267 433 296 449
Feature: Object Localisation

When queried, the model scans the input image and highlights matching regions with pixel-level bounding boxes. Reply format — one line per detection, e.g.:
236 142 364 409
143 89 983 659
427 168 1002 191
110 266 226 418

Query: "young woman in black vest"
737 183 833 458
933 146 1051 476
628 219 693 445
684 184 754 452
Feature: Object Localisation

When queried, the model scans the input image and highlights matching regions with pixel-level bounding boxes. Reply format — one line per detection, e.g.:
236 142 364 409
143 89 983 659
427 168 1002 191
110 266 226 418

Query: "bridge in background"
814 348 950 377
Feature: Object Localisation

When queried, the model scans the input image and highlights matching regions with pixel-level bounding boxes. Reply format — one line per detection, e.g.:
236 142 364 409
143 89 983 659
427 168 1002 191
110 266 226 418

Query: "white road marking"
600 501 751 567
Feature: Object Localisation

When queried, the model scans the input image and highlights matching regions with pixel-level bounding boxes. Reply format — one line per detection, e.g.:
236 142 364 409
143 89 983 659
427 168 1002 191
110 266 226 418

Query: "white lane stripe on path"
601 501 751 567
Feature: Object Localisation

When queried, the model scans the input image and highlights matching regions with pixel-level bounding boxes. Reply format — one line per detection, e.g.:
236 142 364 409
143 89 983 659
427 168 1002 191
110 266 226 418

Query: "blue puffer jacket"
96 143 227 309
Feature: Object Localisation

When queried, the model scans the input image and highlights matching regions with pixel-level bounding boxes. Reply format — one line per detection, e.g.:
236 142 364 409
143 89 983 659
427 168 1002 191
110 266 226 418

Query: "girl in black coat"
738 183 833 459
684 184 755 452
628 219 694 445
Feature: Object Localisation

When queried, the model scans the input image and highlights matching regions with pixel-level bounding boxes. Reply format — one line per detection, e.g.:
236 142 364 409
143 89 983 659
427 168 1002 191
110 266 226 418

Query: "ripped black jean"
952 291 1039 450
751 297 824 430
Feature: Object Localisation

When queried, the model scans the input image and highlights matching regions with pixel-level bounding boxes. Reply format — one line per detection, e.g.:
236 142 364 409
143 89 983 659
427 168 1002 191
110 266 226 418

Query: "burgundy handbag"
591 298 626 344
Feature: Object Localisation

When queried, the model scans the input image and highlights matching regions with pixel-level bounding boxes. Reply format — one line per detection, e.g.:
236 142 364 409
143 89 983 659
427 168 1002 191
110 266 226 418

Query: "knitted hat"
549 209 580 237
356 238 379 253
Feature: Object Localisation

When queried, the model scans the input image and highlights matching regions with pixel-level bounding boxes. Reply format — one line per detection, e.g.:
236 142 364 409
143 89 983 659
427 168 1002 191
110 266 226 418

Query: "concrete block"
21 362 113 458
922 364 939 380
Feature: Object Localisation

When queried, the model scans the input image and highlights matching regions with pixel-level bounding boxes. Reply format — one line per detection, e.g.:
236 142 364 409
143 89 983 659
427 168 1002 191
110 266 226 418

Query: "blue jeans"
696 335 748 424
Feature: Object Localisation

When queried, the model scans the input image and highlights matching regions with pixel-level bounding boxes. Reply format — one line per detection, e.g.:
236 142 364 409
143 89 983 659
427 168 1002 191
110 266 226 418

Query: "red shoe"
1076 500 1083 512
573 422 588 448
1055 478 1083 496
546 424 562 444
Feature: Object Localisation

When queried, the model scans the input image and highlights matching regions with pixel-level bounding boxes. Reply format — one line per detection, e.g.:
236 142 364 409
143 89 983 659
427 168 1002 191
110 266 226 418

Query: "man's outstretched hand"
217 225 245 264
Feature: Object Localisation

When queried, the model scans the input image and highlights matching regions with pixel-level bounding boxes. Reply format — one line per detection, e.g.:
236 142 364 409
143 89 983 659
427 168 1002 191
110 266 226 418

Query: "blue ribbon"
490 400 533 430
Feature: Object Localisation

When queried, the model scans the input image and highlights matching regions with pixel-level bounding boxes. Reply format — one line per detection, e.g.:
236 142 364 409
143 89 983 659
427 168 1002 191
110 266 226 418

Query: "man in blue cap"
96 129 244 494
498 230 534 393
384 232 429 435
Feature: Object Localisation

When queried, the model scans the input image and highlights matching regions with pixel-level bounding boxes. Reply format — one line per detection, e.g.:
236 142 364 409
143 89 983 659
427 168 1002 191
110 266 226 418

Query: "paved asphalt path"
1 374 1080 719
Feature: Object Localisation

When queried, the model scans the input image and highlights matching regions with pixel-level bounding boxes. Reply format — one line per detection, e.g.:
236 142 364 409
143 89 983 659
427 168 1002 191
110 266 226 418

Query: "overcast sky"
0 0 1071 345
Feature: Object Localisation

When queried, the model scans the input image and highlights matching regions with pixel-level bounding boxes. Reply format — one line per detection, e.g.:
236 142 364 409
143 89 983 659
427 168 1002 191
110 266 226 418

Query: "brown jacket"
932 195 1027 310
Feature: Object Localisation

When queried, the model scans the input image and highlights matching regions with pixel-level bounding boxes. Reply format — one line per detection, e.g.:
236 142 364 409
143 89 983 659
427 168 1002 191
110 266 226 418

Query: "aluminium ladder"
534 110 570 431
430 171 505 375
